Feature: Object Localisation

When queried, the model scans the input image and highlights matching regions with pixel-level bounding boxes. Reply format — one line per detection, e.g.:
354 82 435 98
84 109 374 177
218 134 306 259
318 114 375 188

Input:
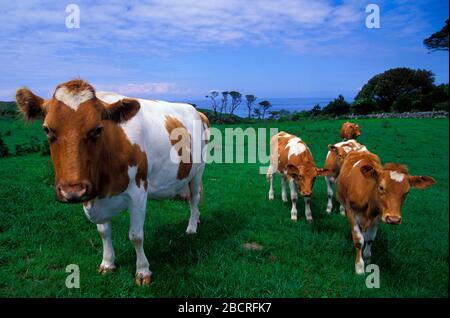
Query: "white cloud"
114 82 191 96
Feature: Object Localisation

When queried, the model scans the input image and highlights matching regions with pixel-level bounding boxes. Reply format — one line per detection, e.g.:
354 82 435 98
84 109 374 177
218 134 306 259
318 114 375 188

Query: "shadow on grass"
119 208 246 273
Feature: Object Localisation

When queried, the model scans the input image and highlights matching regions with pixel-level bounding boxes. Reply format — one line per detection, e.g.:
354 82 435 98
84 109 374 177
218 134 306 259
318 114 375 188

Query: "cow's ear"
316 168 330 177
360 164 378 180
409 175 435 189
16 88 46 121
286 164 299 179
103 98 140 123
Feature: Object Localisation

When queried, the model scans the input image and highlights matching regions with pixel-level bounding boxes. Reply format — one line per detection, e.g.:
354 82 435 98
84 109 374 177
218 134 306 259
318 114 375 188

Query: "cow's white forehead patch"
389 170 405 182
286 137 306 159
54 86 94 111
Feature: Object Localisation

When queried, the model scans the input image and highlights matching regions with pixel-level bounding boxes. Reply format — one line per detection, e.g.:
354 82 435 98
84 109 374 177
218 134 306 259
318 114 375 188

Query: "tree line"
205 90 274 121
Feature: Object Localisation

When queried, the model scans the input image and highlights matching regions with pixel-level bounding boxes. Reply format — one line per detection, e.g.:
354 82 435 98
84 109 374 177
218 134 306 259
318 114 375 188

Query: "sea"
178 97 354 118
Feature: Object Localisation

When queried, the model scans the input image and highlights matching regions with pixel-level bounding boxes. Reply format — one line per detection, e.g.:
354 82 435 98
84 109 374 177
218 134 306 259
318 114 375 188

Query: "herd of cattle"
15 79 435 285
267 122 435 274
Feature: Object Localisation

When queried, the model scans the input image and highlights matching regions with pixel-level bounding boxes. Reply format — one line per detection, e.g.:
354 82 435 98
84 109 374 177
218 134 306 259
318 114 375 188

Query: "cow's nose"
385 215 402 225
57 181 91 203
301 191 312 197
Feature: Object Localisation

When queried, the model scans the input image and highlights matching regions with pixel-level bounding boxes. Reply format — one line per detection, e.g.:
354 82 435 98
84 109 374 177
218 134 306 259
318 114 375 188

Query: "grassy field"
0 116 448 297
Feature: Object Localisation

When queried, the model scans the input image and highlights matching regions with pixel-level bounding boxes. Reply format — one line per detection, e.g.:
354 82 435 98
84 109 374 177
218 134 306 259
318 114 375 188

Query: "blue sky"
0 0 448 101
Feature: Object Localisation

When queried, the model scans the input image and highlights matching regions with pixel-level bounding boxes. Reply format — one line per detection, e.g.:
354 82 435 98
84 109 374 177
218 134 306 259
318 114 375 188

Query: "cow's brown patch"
164 115 192 180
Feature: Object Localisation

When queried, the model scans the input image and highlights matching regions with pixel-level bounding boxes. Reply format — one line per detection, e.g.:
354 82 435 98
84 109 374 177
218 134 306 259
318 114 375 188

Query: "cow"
336 150 435 274
340 122 361 140
266 131 328 223
324 140 367 215
15 79 210 285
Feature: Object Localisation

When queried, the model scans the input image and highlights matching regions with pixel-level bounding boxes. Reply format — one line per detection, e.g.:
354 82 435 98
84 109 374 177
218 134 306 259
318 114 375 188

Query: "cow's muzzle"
384 215 402 225
56 181 94 203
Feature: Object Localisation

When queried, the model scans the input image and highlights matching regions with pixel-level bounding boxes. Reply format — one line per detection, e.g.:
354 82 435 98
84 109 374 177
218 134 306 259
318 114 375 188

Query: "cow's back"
97 92 206 199
336 151 381 209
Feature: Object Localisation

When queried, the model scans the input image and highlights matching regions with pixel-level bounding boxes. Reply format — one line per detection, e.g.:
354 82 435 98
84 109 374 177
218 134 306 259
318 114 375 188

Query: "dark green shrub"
0 135 9 158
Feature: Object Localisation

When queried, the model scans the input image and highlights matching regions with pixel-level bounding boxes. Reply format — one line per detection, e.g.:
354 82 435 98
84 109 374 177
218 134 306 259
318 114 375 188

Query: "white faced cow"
16 79 210 285
266 131 328 223
336 150 435 274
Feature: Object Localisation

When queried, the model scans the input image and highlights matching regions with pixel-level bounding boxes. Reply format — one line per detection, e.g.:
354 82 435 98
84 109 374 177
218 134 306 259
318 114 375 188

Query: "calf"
324 140 367 215
336 150 435 274
15 79 209 285
340 122 361 140
266 131 328 222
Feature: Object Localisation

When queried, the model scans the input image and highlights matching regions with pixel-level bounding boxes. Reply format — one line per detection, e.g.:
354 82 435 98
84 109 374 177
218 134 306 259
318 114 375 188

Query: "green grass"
0 117 448 297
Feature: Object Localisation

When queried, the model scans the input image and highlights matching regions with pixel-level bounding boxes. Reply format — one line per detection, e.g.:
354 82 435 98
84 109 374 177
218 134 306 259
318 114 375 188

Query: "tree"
309 104 322 116
424 19 449 52
259 100 272 119
355 67 435 112
229 91 242 115
252 107 262 119
205 90 220 118
245 95 257 119
392 95 413 113
351 98 378 115
220 91 229 115
322 95 351 116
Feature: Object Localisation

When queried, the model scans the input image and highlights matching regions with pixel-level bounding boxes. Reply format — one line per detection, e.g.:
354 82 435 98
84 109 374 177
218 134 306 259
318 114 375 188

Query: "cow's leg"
128 195 152 285
281 174 288 202
363 218 380 262
325 176 334 214
304 196 313 223
267 166 275 200
288 178 298 222
186 172 202 234
97 222 116 274
339 204 346 216
347 210 365 275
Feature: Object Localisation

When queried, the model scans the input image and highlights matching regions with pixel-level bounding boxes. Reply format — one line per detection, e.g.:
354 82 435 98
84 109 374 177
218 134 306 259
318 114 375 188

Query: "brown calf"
266 131 328 222
340 122 361 140
336 150 435 274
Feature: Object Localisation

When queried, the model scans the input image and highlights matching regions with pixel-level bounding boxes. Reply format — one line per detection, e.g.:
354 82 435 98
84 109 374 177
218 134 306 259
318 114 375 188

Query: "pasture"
0 116 448 297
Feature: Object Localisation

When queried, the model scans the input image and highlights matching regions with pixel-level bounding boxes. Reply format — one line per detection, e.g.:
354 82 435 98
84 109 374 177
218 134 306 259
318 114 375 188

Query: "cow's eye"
43 126 56 140
89 126 103 139
379 186 385 192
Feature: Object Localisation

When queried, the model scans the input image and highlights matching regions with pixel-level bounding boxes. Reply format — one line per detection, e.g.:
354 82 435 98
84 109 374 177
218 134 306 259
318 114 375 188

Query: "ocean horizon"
176 96 355 118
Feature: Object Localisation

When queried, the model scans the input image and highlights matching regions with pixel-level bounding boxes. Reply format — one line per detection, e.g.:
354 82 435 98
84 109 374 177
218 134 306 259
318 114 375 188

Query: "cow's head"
342 122 361 140
16 80 140 203
287 164 329 197
328 144 350 169
359 162 435 225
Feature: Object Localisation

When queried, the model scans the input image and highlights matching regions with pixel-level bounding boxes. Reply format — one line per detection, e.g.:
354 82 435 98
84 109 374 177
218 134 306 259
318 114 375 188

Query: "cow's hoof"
98 264 116 275
326 207 332 214
186 227 197 235
306 218 313 224
355 261 365 275
135 273 152 286
291 216 297 222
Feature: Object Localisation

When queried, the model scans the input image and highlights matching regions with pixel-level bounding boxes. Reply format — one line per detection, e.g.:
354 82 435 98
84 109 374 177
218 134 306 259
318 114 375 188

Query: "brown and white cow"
336 150 435 274
340 122 361 140
266 131 328 222
15 79 209 285
324 139 367 215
